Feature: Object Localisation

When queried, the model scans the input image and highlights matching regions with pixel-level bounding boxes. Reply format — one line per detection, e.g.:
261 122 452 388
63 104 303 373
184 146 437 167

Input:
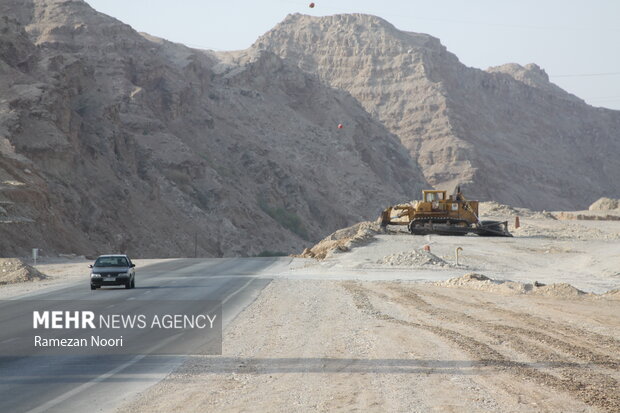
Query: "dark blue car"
89 254 136 290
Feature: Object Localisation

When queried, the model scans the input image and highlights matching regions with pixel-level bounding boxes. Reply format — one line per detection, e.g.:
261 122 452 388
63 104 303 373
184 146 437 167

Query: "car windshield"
94 257 128 267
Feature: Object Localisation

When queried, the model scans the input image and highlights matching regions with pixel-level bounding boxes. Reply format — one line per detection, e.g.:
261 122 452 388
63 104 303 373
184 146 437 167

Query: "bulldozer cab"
423 190 447 202
420 190 449 212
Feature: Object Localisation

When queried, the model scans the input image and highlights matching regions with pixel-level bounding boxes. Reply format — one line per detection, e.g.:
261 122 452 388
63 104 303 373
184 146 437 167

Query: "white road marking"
222 278 255 305
25 334 180 413
24 354 147 413
24 268 262 413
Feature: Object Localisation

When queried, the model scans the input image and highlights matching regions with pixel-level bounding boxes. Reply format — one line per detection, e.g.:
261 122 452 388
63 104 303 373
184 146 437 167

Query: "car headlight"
91 273 101 278
117 272 128 276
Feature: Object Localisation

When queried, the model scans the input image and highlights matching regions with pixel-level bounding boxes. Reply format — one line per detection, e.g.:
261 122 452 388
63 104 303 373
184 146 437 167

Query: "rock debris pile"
298 221 380 259
435 273 590 298
0 258 46 285
376 249 452 268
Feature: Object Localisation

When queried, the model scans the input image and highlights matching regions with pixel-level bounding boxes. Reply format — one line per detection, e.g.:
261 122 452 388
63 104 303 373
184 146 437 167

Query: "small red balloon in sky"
309 2 315 8
338 124 343 129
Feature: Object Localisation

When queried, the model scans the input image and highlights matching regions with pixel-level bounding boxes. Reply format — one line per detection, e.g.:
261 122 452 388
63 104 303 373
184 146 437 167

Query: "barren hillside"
2 3 619 257
0 1 427 256
254 13 620 210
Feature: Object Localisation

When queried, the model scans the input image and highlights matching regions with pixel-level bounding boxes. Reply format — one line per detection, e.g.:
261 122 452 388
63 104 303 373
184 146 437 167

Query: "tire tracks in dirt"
342 281 620 413
400 287 620 370
420 287 620 358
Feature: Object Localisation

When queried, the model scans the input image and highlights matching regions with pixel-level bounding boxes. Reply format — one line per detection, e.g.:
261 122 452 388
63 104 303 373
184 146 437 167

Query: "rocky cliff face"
0 1 427 256
255 13 620 210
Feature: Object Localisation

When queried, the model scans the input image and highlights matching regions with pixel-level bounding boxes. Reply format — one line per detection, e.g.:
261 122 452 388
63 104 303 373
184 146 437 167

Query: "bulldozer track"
418 288 620 352
398 287 620 368
342 281 620 413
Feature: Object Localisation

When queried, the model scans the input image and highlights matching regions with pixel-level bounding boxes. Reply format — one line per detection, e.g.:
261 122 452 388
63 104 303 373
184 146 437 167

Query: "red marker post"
309 2 315 8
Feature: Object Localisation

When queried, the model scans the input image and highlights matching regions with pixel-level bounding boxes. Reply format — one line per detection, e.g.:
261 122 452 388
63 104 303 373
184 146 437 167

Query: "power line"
551 72 620 78
588 96 620 102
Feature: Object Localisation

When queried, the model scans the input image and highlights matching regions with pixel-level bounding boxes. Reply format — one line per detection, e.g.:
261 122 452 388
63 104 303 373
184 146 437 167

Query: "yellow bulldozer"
379 188 512 237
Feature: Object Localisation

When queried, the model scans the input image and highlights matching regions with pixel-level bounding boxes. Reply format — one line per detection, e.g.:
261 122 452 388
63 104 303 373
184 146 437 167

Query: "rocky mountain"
254 13 620 210
0 1 427 257
2 3 619 257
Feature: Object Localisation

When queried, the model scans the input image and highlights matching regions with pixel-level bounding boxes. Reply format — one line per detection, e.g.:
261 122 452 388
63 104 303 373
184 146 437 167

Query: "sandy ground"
275 216 620 294
117 214 620 413
120 279 619 413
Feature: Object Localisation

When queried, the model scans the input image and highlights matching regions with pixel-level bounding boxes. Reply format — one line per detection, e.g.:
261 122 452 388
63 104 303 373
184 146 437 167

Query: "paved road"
0 258 275 413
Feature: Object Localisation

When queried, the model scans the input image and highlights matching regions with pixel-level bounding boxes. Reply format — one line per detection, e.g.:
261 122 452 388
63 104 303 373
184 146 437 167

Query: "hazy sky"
85 0 620 110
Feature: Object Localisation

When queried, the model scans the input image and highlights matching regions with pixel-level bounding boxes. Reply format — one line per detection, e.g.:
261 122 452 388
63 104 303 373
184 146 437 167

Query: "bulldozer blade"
473 221 513 237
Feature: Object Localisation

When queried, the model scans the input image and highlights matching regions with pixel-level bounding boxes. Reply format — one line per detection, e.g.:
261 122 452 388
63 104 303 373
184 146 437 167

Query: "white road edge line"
25 334 180 413
222 277 255 305
24 354 147 413
26 276 258 413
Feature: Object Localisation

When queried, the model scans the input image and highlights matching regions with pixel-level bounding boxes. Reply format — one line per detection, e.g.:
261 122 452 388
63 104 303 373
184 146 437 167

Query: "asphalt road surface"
0 258 275 413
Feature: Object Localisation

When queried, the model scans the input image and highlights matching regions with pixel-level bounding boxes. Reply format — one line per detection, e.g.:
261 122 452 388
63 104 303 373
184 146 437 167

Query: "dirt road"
121 279 619 412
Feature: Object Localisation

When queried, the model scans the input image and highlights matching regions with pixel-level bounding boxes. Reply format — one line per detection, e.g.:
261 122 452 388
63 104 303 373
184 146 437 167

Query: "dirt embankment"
0 258 46 285
434 272 593 298
479 201 555 219
377 249 453 268
551 198 620 221
296 221 381 259
554 212 620 221
589 198 620 211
